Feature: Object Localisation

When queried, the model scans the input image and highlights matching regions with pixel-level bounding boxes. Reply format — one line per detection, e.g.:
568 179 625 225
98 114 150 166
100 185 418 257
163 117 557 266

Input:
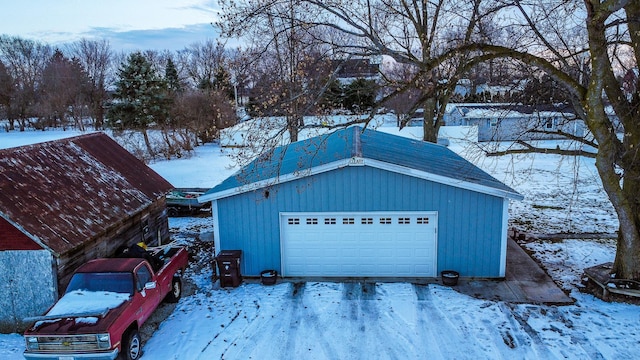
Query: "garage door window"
306 218 318 225
288 218 300 225
324 218 336 224
361 217 373 224
380 217 392 224
343 218 355 224
417 217 430 224
399 217 411 224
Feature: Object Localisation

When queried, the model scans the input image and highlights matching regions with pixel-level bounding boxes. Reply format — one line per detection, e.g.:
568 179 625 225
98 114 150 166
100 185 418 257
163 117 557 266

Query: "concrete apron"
248 238 573 304
452 238 574 304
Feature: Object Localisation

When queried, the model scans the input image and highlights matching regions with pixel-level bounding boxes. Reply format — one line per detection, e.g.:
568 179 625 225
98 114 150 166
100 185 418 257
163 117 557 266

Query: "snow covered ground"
1 126 637 360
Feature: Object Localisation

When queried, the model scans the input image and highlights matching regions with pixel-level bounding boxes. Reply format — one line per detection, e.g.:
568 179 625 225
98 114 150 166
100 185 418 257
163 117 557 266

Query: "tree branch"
485 140 597 158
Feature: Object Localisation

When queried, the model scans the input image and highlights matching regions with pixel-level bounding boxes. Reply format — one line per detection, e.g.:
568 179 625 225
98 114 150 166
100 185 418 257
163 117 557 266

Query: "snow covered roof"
201 127 523 202
0 133 173 255
448 103 576 119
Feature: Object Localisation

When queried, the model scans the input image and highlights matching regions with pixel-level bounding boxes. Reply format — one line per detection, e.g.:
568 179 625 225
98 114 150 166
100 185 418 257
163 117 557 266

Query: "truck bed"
166 188 211 216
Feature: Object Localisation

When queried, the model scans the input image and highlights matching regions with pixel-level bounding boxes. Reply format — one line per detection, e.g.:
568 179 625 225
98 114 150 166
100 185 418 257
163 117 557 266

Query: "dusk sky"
0 0 224 51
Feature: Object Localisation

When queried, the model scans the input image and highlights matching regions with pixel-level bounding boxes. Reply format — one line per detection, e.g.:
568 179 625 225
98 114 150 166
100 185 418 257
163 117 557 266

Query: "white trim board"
199 157 523 203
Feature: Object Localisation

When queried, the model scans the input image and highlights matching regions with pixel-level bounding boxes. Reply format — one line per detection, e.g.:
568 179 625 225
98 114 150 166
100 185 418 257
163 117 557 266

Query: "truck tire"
165 277 182 303
121 329 141 360
168 208 179 217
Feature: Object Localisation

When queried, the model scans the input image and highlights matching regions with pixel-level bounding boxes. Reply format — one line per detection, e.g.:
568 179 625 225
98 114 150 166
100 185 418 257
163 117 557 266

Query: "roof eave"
198 157 523 202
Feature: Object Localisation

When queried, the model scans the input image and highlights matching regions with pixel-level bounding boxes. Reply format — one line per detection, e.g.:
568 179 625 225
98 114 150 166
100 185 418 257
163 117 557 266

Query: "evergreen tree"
343 79 377 113
164 57 182 94
107 52 169 130
108 52 170 156
319 79 343 111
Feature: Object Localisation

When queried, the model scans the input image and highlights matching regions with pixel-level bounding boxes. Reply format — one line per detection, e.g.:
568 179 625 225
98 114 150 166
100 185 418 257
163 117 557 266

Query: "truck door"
134 263 162 324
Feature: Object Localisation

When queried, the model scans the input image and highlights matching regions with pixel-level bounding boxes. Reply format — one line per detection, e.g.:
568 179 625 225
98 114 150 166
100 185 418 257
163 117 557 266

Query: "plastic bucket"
441 270 459 286
260 270 278 285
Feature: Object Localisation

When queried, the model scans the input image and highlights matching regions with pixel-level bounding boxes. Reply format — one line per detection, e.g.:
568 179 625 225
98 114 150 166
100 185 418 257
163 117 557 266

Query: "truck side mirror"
144 281 157 290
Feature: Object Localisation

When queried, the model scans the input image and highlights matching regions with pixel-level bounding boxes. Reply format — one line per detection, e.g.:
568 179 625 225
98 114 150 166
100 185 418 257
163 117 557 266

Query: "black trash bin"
215 250 242 288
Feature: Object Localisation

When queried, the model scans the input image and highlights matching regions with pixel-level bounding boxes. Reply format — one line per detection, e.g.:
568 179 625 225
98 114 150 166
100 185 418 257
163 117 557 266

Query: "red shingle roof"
0 133 173 256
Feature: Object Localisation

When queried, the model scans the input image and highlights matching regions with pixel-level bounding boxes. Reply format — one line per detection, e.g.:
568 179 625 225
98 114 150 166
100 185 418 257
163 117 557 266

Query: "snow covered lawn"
136 233 638 360
122 214 634 360
1 128 638 359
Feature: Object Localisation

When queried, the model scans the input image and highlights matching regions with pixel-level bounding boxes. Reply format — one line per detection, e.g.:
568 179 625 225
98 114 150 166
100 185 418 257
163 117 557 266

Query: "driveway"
140 277 639 360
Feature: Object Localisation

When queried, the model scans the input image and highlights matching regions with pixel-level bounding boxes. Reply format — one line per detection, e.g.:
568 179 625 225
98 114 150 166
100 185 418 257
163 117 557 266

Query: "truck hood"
25 290 131 334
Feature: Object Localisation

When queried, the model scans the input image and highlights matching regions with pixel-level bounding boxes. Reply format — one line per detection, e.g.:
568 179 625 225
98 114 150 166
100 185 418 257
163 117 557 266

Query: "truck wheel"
168 208 179 217
121 329 141 360
165 277 182 303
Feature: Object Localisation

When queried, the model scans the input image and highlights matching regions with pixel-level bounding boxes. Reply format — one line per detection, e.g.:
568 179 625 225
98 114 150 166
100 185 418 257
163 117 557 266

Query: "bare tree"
38 50 91 130
219 0 345 144
0 60 12 125
467 0 640 280
173 88 236 144
67 39 113 130
218 0 491 142
0 35 52 131
181 40 228 89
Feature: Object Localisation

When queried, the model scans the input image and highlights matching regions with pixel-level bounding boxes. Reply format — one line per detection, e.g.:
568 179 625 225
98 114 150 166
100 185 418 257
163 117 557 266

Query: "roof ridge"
0 131 104 153
352 126 362 157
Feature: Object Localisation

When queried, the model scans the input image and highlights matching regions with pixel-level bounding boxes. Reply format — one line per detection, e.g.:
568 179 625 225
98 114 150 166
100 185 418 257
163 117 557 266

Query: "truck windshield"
66 272 134 296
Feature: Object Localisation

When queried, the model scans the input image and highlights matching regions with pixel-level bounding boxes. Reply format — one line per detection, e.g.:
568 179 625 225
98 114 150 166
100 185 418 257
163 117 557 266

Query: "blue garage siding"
216 165 505 277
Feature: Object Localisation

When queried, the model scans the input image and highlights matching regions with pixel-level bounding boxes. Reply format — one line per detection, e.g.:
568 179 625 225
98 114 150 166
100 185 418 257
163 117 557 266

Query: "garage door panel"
282 212 437 277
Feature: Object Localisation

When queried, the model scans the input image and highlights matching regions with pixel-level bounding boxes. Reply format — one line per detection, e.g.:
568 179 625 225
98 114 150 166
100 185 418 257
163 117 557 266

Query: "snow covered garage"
200 127 522 279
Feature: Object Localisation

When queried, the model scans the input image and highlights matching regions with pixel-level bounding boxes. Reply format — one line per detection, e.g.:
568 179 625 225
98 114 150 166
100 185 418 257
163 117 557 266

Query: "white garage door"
281 212 437 277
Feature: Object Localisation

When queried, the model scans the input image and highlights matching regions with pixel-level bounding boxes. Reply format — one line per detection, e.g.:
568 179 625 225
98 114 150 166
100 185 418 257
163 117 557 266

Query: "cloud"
0 0 223 51
86 23 222 52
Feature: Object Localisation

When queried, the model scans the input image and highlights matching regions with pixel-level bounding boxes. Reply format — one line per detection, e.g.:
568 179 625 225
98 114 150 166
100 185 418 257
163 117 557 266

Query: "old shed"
0 133 173 332
200 127 523 279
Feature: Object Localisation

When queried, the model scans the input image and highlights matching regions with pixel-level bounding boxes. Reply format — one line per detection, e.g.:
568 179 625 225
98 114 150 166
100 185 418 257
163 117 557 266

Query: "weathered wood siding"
55 200 170 294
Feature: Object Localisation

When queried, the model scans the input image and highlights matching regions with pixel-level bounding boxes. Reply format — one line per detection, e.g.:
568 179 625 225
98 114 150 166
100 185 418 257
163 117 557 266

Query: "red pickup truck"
23 246 188 360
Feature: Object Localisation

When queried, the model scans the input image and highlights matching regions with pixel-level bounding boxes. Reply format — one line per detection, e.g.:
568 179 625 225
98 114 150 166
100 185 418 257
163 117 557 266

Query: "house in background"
443 103 585 142
332 57 382 85
200 127 522 280
0 133 173 332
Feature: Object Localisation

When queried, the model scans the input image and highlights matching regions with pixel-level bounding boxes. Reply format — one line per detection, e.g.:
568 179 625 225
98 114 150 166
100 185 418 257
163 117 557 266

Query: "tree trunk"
584 1 640 280
612 130 640 279
422 97 438 143
141 129 155 159
94 102 104 130
287 115 300 143
613 164 640 280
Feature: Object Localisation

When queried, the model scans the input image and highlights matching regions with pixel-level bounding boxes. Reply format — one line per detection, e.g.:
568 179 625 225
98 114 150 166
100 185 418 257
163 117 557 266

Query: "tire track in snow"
216 284 301 359
341 282 398 359
354 283 406 360
544 307 604 359
220 282 343 360
499 303 556 359
412 284 483 360
198 310 242 356
285 283 341 359
281 282 305 357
